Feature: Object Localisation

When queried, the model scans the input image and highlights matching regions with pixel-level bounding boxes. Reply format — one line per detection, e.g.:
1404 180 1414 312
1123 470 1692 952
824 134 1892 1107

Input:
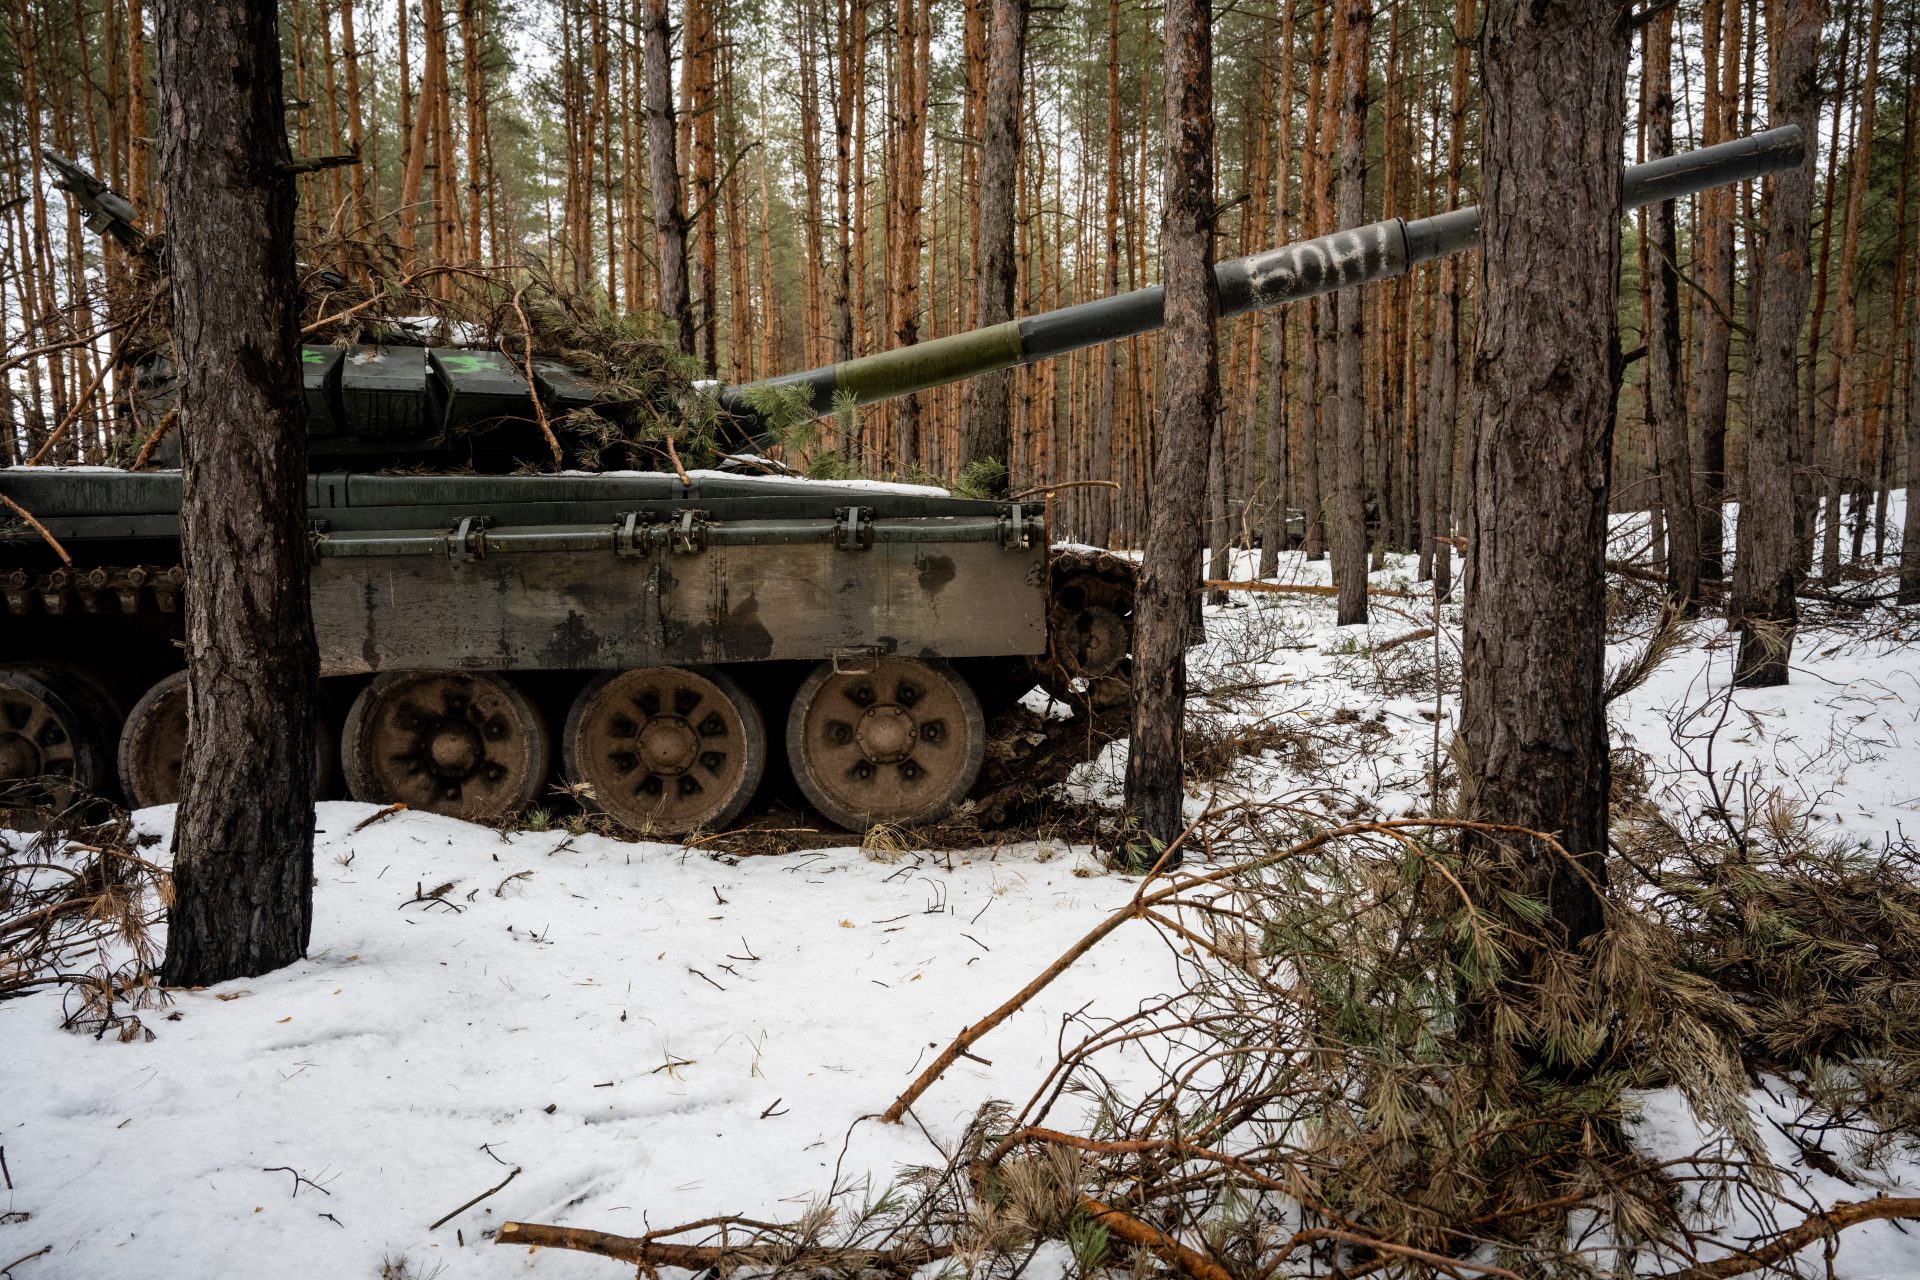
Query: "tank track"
4 564 185 616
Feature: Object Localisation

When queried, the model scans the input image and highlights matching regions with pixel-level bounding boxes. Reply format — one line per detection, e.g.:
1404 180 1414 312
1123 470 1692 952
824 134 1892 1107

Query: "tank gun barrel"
723 125 1804 422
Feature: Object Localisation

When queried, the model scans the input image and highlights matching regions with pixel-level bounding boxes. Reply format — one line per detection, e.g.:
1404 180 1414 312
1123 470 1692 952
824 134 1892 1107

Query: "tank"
0 128 1803 835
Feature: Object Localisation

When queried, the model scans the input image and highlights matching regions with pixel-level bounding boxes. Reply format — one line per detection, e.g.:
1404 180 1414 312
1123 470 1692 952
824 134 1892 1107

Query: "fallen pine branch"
1655 1196 1920 1279
494 1219 953 1270
1603 559 1886 607
1371 626 1436 655
1205 578 1419 599
879 813 1570 1123
1205 579 1420 602
1080 1194 1236 1280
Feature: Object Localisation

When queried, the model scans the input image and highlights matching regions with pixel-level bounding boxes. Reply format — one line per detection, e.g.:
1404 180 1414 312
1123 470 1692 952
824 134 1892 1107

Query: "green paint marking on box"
301 345 345 435
430 348 533 432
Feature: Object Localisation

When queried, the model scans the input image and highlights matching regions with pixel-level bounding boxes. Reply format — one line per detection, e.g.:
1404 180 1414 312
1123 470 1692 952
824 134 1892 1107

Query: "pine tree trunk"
688 0 718 373
832 0 858 384
1124 0 1216 856
395 0 440 266
154 0 319 985
1903 246 1920 603
1422 0 1471 601
1691 0 1739 584
798 0 828 368
640 0 693 354
1461 0 1627 947
1258 0 1298 579
1297 0 1329 561
959 0 1027 486
888 0 928 471
458 0 486 266
1093 0 1122 549
1796 10 1849 569
1819 0 1883 579
1731 0 1822 683
1643 9 1699 611
125 0 149 218
339 0 373 242
1330 0 1371 627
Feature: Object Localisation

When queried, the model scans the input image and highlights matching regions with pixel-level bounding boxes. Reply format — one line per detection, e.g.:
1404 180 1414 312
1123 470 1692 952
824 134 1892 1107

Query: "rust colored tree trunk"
458 0 486 266
1797 10 1850 566
831 0 859 384
1901 103 1920 602
1092 0 1122 549
395 0 443 266
888 0 929 470
687 0 718 373
1330 0 1371 627
154 0 319 985
1259 0 1300 579
959 0 1028 486
339 0 373 240
1903 245 1920 604
641 0 693 355
1460 0 1627 948
1818 0 1883 579
797 0 828 368
1732 0 1823 682
125 0 149 219
1692 0 1740 583
1422 0 1473 601
1124 0 1216 855
1297 0 1329 561
1642 9 1699 612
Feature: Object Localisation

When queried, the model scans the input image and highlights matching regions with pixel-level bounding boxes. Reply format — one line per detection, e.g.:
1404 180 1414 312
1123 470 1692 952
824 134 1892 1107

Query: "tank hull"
1 468 1063 833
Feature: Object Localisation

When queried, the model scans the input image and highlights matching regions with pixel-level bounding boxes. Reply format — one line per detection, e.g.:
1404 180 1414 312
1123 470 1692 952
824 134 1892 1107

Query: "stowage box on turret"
0 128 1803 835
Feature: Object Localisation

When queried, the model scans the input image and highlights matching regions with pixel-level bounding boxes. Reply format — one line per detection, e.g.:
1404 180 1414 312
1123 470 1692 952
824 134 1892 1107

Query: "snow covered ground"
4 496 1917 1279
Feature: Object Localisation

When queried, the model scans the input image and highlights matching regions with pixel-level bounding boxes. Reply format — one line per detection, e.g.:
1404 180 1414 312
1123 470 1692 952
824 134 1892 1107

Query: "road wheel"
786 656 984 832
118 670 340 809
0 664 119 812
563 666 766 837
342 671 549 821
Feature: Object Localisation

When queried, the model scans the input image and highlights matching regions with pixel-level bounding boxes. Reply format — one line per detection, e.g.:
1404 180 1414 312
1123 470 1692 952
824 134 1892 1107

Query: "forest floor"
3 497 1918 1280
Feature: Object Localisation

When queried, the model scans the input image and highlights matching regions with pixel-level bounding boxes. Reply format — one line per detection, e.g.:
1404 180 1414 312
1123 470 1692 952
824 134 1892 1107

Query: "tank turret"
43 128 1803 471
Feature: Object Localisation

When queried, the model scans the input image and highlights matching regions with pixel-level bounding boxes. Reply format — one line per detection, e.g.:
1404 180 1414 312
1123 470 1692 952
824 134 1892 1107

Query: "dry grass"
0 785 171 1040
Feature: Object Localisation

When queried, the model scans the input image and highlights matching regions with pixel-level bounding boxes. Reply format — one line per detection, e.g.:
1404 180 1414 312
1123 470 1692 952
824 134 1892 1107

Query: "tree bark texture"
1421 0 1474 603
1818 0 1882 580
1257 0 1296 579
1330 0 1371 626
1093 0 1122 549
1642 9 1699 612
1691 0 1740 584
155 0 320 985
641 0 694 356
1900 181 1920 605
959 0 1028 484
1460 0 1627 946
1124 0 1216 852
1732 0 1822 682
